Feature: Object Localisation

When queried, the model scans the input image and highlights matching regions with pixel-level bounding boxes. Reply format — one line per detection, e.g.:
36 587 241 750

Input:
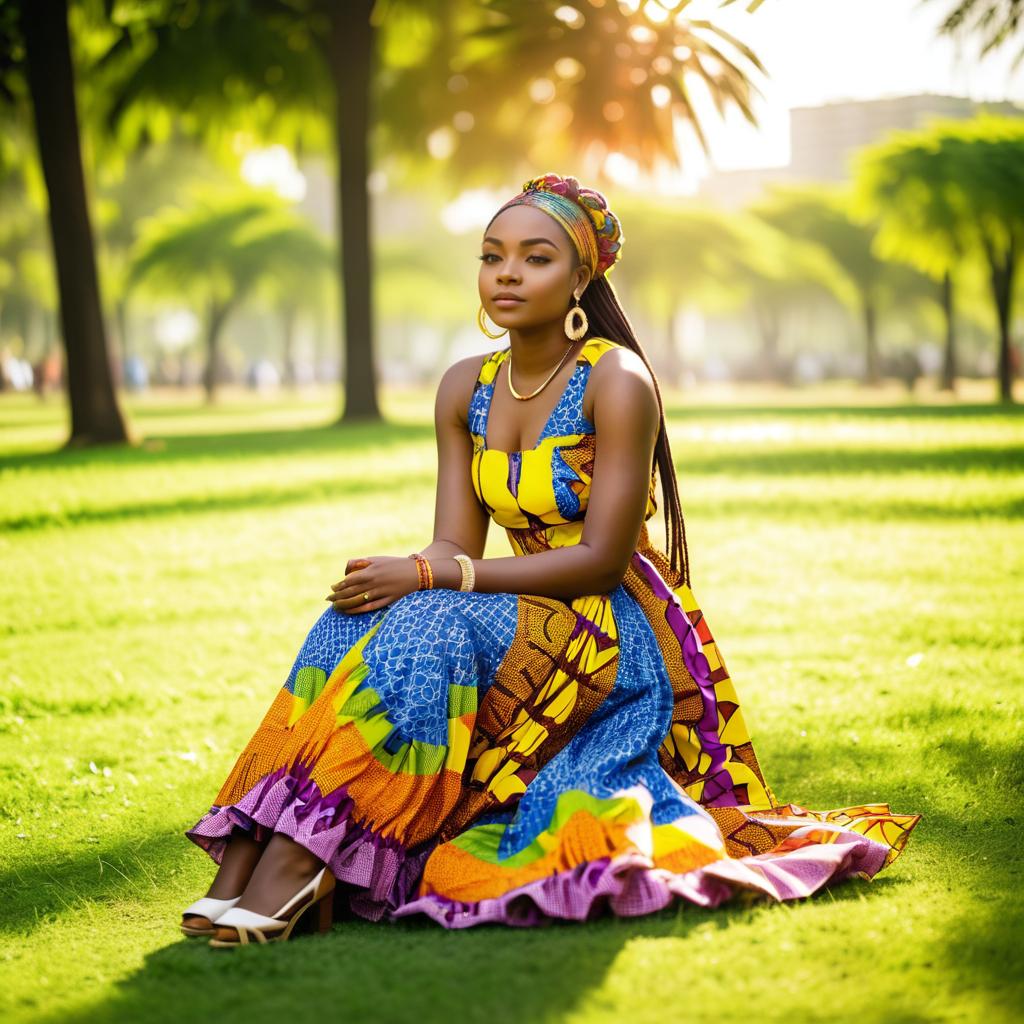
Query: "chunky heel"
316 891 334 934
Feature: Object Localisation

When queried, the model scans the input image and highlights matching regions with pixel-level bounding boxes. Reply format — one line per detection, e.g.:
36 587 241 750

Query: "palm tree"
100 0 771 422
392 0 770 187
861 116 1024 402
752 186 893 386
922 0 1024 69
100 0 393 423
852 124 978 392
129 190 332 403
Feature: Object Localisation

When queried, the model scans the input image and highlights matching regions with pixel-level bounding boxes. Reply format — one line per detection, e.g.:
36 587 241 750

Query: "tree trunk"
661 309 683 388
862 296 881 386
281 305 298 389
202 300 231 404
939 269 957 392
115 298 130 364
989 251 1016 404
19 0 129 447
325 0 381 423
754 303 781 382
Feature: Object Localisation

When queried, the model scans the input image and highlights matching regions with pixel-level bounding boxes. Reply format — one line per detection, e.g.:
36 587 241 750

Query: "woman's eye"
477 254 549 263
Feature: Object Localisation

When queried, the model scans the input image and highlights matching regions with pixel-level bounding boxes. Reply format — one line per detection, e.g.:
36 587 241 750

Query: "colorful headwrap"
489 173 623 280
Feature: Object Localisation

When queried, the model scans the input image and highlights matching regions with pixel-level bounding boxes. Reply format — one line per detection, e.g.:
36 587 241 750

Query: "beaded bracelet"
407 552 434 590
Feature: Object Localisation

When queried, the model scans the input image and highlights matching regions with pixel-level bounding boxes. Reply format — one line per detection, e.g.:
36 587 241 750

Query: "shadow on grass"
25 873 916 1024
0 421 435 472
762 716 1024 1015
3 421 1021 531
2 473 435 531
10 725 1021 1022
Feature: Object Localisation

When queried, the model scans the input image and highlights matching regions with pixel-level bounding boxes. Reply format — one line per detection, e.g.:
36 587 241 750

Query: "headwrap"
489 173 623 280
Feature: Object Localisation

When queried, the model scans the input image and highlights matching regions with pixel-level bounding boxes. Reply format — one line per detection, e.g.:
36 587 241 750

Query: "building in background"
698 93 1024 209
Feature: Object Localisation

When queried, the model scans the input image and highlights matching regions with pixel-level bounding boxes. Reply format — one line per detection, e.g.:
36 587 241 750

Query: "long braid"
578 274 692 587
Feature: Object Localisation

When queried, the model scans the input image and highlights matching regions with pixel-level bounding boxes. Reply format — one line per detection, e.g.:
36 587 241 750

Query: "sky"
659 0 1024 189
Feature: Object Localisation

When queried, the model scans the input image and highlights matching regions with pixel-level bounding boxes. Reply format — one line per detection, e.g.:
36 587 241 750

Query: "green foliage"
922 0 1024 69
128 186 332 308
853 114 1024 278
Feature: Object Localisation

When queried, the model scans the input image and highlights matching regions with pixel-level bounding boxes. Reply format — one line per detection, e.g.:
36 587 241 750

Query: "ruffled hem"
390 826 891 928
185 764 434 921
186 762 908 929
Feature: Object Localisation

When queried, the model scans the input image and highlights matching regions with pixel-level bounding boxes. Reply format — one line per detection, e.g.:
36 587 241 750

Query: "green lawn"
1 380 1022 1024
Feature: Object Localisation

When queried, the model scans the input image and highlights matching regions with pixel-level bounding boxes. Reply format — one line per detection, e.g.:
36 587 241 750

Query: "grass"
1 377 1022 1024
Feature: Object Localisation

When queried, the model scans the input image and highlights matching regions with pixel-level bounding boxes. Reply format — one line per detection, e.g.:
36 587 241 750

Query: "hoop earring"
477 304 508 339
564 294 588 341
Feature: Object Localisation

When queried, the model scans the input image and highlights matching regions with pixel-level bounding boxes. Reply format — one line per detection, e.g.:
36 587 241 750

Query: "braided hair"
576 269 692 587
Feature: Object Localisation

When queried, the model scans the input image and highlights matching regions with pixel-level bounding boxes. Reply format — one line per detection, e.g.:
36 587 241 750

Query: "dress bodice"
468 335 658 553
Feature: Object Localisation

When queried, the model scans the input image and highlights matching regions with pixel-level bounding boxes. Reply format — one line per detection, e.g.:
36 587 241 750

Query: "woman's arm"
430 347 660 600
415 358 491 562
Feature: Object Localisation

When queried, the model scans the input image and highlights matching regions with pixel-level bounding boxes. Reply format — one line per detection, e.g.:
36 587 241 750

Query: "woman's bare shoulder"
586 342 659 423
436 351 492 426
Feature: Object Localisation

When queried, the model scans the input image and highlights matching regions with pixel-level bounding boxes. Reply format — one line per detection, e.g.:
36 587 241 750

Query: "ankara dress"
185 335 921 928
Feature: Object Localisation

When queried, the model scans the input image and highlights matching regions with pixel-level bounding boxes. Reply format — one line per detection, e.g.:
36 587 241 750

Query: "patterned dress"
185 335 921 927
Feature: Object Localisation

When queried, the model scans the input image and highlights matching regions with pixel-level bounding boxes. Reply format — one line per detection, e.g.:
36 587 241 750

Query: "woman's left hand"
326 556 420 614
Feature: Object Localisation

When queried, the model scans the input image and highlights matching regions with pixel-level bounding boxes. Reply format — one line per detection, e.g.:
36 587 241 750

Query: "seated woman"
181 172 921 946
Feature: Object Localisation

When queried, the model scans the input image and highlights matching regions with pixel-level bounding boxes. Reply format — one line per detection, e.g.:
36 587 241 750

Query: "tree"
99 0 771 424
853 124 978 392
3 0 128 445
129 189 332 402
858 116 1024 403
751 186 897 386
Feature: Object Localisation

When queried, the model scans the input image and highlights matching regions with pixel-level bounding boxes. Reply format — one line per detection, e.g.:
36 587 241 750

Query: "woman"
182 173 921 946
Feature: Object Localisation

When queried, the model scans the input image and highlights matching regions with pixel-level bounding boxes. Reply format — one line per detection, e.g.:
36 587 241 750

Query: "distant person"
898 349 923 394
32 351 62 399
179 173 921 946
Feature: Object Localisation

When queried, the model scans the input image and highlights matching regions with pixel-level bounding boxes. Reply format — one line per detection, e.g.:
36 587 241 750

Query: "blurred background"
2 0 1023 449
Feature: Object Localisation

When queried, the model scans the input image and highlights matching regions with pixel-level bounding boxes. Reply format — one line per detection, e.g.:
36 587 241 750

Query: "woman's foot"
205 829 267 899
182 829 267 929
225 832 327 919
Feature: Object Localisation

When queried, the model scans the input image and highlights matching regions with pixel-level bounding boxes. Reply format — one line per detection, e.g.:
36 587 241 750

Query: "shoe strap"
273 866 328 919
182 895 241 919
216 907 286 931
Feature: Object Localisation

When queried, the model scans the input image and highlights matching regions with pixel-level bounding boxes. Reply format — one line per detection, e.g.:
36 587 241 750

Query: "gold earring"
564 293 588 341
477 303 508 339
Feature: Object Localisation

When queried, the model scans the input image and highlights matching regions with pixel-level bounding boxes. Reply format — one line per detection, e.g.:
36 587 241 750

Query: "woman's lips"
494 297 525 307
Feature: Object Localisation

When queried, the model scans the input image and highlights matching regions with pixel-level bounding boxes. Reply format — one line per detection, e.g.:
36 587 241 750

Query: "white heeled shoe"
209 865 336 947
180 894 242 937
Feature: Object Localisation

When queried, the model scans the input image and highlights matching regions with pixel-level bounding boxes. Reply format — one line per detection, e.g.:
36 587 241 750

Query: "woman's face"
478 204 591 329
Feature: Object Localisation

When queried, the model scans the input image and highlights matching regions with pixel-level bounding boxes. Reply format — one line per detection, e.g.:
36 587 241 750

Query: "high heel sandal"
180 895 242 937
208 865 335 947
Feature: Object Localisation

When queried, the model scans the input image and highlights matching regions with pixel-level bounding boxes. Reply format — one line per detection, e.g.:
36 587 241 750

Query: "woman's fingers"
331 593 391 614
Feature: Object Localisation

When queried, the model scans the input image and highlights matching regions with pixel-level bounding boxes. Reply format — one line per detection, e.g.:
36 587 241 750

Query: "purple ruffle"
391 827 890 928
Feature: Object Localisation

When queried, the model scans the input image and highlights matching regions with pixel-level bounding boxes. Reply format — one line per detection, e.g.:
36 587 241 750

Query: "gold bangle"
453 553 475 592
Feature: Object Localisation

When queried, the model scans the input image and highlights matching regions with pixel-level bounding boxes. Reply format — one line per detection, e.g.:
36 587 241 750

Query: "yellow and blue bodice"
468 335 658 554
